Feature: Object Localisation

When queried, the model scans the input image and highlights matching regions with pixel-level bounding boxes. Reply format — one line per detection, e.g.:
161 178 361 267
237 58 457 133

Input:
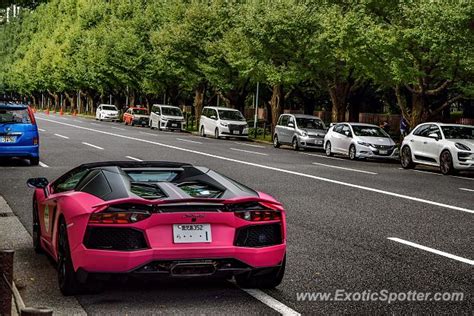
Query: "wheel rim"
274 136 278 146
201 127 204 136
350 146 355 159
402 147 411 167
58 224 67 287
440 152 452 173
293 139 297 149
215 129 218 138
326 143 331 155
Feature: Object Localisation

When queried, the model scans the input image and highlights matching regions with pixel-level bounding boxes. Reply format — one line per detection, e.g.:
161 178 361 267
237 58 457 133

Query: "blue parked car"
0 103 39 165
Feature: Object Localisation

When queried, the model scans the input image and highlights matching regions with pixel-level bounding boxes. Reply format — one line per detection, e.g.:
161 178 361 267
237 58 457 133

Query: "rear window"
126 170 179 182
0 108 31 124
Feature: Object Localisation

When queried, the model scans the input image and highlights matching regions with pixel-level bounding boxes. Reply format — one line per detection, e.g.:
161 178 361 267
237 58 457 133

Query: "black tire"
273 135 280 148
215 128 219 139
292 137 299 151
32 195 43 254
440 150 455 175
325 141 332 156
349 144 357 160
131 121 135 126
235 256 285 289
200 126 206 137
57 218 82 296
401 146 415 169
29 157 39 166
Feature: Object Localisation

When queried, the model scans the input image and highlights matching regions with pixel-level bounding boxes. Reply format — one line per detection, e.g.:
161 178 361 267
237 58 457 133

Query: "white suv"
95 104 119 121
149 104 185 131
401 123 474 174
199 107 248 139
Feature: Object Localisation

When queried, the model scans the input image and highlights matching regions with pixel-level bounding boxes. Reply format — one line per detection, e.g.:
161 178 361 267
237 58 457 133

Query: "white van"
95 104 119 121
199 106 248 139
149 104 185 131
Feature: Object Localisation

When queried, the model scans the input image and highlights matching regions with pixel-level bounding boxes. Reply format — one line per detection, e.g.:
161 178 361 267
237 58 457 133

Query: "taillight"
235 210 281 222
27 107 36 125
89 212 150 224
33 137 38 145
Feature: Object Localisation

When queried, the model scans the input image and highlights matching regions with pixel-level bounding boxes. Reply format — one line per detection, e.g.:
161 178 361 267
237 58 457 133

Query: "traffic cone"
60 108 64 116
45 108 50 115
73 110 77 116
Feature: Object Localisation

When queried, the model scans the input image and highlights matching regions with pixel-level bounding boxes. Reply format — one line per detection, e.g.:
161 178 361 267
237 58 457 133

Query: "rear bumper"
71 244 286 274
0 145 39 158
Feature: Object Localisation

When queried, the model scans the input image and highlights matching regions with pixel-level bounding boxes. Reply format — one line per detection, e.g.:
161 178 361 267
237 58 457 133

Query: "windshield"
441 126 474 139
102 106 117 111
133 109 148 115
296 118 325 130
218 110 245 121
0 109 31 124
161 107 183 116
352 125 389 137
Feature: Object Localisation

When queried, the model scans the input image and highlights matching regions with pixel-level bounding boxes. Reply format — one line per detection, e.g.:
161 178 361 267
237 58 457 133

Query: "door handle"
410 139 414 142
423 141 427 144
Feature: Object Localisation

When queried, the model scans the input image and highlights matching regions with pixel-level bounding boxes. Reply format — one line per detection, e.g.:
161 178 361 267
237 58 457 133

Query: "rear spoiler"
92 197 283 212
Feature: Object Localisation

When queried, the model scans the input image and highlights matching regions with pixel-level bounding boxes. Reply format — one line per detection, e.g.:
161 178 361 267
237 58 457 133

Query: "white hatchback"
199 107 248 139
324 123 399 160
400 123 474 174
95 104 119 121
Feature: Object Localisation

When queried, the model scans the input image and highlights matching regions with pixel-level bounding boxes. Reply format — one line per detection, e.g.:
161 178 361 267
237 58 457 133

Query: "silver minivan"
149 104 185 131
273 114 327 150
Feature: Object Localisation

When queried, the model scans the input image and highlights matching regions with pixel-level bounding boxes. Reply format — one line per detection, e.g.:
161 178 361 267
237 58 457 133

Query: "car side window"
413 124 430 137
288 116 295 126
280 115 289 126
202 108 208 117
429 125 442 138
210 109 217 119
333 124 343 133
53 169 90 193
342 125 352 136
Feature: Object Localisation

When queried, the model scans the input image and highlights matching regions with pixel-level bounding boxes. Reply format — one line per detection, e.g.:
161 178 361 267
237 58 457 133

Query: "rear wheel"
349 144 357 160
273 135 280 148
215 128 219 139
29 157 39 166
235 256 285 289
440 150 455 175
57 218 82 296
325 141 332 156
400 146 415 169
292 137 299 151
200 126 206 137
32 195 42 253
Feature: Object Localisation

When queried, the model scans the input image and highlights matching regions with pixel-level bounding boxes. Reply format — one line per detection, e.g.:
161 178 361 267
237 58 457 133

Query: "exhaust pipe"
170 262 216 277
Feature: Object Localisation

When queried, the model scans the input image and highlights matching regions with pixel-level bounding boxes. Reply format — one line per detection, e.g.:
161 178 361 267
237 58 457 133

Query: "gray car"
273 114 327 150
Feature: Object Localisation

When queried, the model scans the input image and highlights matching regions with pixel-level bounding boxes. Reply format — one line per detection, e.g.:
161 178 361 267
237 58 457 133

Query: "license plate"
316 140 323 145
0 136 16 143
379 150 388 155
173 224 212 243
172 123 178 127
232 130 239 135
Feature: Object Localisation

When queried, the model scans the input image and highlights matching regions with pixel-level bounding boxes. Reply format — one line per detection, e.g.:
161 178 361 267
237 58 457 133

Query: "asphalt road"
0 112 472 315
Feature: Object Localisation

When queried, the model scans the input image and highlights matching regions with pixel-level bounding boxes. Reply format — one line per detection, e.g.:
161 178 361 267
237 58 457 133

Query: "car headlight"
161 117 168 121
455 143 471 151
357 141 372 147
299 131 308 137
220 122 228 127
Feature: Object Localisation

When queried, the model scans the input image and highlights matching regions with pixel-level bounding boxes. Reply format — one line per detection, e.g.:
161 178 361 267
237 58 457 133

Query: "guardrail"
0 250 53 316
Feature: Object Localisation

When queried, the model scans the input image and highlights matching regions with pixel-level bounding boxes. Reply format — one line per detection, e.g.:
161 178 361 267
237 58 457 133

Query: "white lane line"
36 117 474 214
90 122 100 126
413 170 442 176
453 176 474 181
111 127 125 131
459 188 474 192
230 148 268 156
312 162 377 175
240 288 300 316
388 237 474 266
73 119 82 123
38 128 46 132
177 138 202 144
300 152 345 161
54 133 69 139
233 141 265 148
82 142 104 150
140 131 157 136
39 161 49 168
126 156 143 162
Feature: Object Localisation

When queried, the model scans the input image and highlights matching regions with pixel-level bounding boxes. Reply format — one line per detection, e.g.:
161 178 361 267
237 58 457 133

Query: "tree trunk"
65 92 76 113
270 84 284 135
194 83 206 128
328 82 350 122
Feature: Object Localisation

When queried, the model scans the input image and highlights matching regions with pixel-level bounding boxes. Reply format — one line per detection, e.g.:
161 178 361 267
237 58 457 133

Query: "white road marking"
36 117 474 214
38 128 46 132
177 138 202 144
300 152 345 161
240 288 301 316
82 142 104 150
90 122 100 126
453 176 474 181
413 170 442 176
388 237 474 266
312 162 377 175
73 119 82 123
399 168 474 181
459 188 474 192
140 131 156 136
126 156 143 162
111 126 125 131
230 148 268 156
54 133 69 139
233 141 265 148
39 161 49 168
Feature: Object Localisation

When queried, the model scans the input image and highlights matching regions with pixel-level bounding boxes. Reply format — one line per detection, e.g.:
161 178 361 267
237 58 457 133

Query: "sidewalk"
0 196 86 315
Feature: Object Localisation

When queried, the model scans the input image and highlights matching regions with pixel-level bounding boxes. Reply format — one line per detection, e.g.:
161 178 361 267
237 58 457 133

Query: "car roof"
99 104 117 107
204 106 240 111
152 104 179 108
288 114 321 119
0 103 29 110
336 122 379 127
422 122 474 128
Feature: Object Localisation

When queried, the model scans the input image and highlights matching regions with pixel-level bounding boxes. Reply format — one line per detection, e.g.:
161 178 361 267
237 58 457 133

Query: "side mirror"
288 122 295 128
344 131 352 137
27 177 49 189
428 133 439 141
210 115 217 120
